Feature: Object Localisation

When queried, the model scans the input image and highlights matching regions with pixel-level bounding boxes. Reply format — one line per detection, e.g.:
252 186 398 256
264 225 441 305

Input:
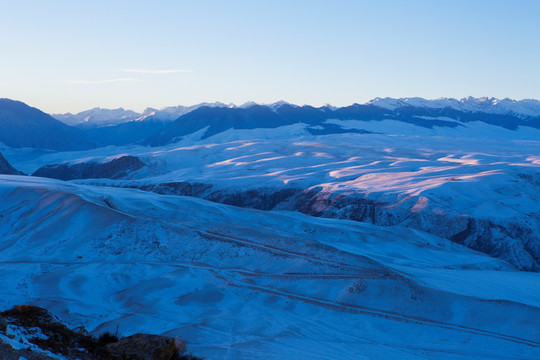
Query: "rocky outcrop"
107 333 176 360
0 153 24 175
1 305 92 359
0 315 6 333
139 182 301 211
33 156 145 180
0 305 199 360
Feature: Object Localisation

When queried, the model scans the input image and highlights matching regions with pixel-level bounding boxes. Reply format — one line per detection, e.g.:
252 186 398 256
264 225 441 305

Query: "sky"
1 0 540 114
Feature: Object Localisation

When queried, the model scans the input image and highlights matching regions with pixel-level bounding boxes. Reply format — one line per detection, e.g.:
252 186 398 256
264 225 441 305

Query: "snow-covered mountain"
45 97 540 148
367 96 540 117
2 97 540 359
52 97 540 130
52 101 295 128
52 102 235 128
52 107 141 128
137 102 235 122
141 100 540 147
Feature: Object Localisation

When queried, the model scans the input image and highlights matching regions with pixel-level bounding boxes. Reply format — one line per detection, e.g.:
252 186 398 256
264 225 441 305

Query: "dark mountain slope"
0 152 24 175
142 104 467 146
82 120 167 146
32 155 145 180
144 105 289 146
0 99 95 151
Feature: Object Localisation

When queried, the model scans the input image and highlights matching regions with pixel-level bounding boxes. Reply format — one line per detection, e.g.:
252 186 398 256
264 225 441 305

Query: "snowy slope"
0 175 538 360
0 110 540 360
10 118 539 269
3 99 540 359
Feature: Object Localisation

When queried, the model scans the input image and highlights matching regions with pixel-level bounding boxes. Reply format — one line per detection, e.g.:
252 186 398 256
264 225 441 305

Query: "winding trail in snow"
3 256 539 349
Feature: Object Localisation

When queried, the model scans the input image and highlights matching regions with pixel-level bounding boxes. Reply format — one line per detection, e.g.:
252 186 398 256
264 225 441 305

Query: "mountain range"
51 101 236 128
52 97 540 128
2 96 539 150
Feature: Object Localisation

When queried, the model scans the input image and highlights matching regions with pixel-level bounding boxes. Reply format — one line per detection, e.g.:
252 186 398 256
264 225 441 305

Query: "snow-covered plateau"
1 102 539 359
0 175 539 359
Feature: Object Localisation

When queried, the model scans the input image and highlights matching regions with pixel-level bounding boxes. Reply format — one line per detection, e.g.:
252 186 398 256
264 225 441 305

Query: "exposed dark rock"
2 305 58 327
106 333 176 360
0 152 24 175
207 187 303 211
0 315 6 333
33 156 145 180
138 182 213 198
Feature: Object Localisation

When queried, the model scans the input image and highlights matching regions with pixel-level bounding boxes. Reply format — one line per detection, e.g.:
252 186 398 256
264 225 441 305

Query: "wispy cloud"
66 78 143 84
120 68 193 74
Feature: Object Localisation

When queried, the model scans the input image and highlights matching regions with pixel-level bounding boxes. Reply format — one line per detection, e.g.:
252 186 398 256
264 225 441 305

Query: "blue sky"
1 0 539 113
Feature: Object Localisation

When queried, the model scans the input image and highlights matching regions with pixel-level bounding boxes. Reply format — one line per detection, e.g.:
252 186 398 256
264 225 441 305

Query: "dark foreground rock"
0 340 57 360
0 315 6 333
33 155 145 180
107 333 176 360
0 305 200 360
0 305 91 359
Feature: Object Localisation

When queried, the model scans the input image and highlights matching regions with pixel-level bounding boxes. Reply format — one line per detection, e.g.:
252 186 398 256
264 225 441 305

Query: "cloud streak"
120 68 193 74
66 78 143 84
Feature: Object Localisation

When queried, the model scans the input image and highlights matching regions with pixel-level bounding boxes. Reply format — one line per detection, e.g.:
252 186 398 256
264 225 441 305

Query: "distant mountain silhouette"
141 100 540 146
2 98 539 149
0 99 95 150
82 120 167 146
